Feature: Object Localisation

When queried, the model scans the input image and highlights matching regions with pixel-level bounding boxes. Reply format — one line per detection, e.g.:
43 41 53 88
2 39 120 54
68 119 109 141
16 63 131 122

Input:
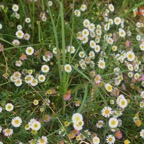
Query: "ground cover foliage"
0 0 144 144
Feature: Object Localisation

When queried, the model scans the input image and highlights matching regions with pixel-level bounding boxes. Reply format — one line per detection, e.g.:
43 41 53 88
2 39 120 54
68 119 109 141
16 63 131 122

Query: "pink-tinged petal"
115 130 122 139
63 94 71 101
125 40 131 48
113 33 117 42
139 74 144 81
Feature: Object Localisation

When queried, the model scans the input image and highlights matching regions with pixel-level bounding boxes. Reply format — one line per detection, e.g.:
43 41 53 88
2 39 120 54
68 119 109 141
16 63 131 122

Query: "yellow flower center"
105 109 110 114
109 137 113 142
14 119 19 124
6 129 11 134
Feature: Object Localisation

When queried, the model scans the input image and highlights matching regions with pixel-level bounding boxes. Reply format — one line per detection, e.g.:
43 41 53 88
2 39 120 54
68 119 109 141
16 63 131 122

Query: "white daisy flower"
114 17 121 25
96 120 104 128
89 51 95 59
97 25 102 29
0 106 2 113
28 118 37 126
73 121 84 131
42 55 50 62
140 101 144 108
116 94 125 104
109 117 118 128
134 73 140 80
79 51 85 58
74 10 81 17
17 25 22 30
80 4 87 11
95 37 100 43
24 33 30 40
134 64 139 72
108 4 114 12
127 30 131 36
53 47 58 54
105 83 113 92
90 40 96 48
25 124 30 130
119 28 126 37
106 135 115 144
30 121 41 131
96 29 102 36
16 30 24 39
0 23 2 29
12 4 19 12
108 19 114 25
14 78 22 87
25 17 31 23
126 51 135 61
118 98 128 109
25 75 34 84
12 71 22 79
48 1 53 7
12 39 20 46
112 46 117 51
11 116 22 127
15 13 20 19
93 136 100 144
72 113 83 123
104 23 110 31
25 46 34 55
67 46 76 54
15 60 22 67
88 23 95 32
140 129 144 139
94 45 101 53
136 35 141 41
107 37 114 45
102 106 112 118
140 43 144 51
84 57 91 64
38 74 46 82
3 128 13 137
82 29 89 37
64 64 72 73
82 36 89 44
41 65 50 73
37 136 48 144
140 91 144 98
127 64 133 71
5 103 14 112
136 22 142 28
83 19 90 28
98 60 106 69
30 79 38 86
128 72 133 78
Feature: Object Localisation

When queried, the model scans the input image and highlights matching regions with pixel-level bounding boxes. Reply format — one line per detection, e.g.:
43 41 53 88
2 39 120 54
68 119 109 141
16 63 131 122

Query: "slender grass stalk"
32 1 35 43
3 43 50 51
78 85 88 113
56 0 68 115
48 4 62 82
37 21 41 42
41 0 45 11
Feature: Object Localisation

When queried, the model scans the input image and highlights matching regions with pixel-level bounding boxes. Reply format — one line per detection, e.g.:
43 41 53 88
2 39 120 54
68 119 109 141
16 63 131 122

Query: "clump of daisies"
25 118 41 131
9 48 52 86
72 113 84 131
